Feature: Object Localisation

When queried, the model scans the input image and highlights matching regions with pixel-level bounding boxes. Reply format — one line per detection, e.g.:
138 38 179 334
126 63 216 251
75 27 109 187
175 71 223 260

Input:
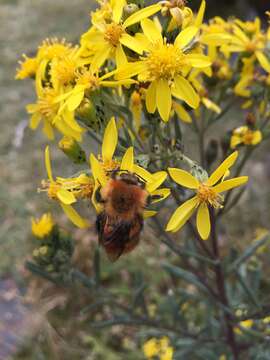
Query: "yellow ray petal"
150 188 171 203
141 18 162 43
89 153 107 187
133 164 153 183
172 76 200 109
90 45 112 72
102 117 118 162
146 81 157 113
115 44 128 68
42 121 54 140
196 203 210 240
120 147 134 172
143 210 157 218
147 171 167 193
45 146 54 181
175 26 198 49
114 61 146 80
112 0 126 24
185 54 211 68
213 176 248 193
123 3 162 28
67 90 85 112
168 168 199 189
120 33 144 54
194 0 206 27
156 79 172 122
60 203 90 228
57 188 76 205
166 196 198 232
206 151 238 186
255 51 270 73
173 102 192 123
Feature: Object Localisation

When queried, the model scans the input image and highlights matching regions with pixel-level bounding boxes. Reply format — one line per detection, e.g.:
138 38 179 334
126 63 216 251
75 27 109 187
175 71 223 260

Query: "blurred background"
1 0 270 359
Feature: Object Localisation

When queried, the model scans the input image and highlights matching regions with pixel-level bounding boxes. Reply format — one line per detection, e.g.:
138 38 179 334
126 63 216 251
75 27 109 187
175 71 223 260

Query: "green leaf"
227 233 269 274
162 263 209 294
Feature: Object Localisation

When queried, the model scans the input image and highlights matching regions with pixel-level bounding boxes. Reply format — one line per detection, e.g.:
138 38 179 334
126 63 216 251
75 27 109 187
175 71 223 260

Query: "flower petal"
112 0 126 23
143 210 157 218
60 203 90 228
146 81 157 113
89 153 107 187
172 76 200 109
168 168 199 189
213 176 248 193
185 54 211 68
120 147 134 172
123 3 162 28
133 164 153 182
156 79 172 122
90 45 112 72
102 117 118 162
67 90 84 112
115 44 128 67
150 188 171 203
120 33 144 54
45 146 54 181
175 26 199 49
196 203 210 240
141 18 162 43
206 151 238 186
57 188 76 205
166 196 198 232
173 102 192 123
146 171 167 193
194 0 206 27
255 51 270 73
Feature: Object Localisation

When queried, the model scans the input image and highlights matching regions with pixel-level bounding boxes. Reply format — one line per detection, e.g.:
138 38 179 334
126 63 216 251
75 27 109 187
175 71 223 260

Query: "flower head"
143 336 174 360
89 118 170 214
31 213 54 238
166 151 248 239
230 126 262 149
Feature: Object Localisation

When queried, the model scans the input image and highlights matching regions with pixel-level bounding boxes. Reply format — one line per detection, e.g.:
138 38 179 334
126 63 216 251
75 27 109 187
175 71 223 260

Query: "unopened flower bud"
59 136 86 164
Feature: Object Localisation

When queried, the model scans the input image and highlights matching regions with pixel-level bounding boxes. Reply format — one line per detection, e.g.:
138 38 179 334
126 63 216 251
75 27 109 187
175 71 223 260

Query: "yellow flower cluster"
143 336 173 360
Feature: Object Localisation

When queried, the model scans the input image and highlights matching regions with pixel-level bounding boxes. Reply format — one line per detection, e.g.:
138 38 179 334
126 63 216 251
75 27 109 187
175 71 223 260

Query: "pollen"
145 43 185 81
16 54 38 80
76 69 100 91
40 180 59 200
50 55 77 85
37 88 59 119
197 183 224 209
38 38 72 60
104 23 124 47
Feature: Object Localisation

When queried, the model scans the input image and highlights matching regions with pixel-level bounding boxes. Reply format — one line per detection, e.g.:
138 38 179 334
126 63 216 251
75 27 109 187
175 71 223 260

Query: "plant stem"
210 209 239 359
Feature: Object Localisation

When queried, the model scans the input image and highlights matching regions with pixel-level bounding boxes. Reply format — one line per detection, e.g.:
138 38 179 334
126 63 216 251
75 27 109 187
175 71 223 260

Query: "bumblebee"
95 170 158 261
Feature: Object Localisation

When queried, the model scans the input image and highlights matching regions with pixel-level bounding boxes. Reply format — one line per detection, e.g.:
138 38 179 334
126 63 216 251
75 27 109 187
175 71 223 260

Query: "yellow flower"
81 2 162 70
230 126 262 149
160 0 194 31
55 67 135 114
16 54 39 80
89 117 170 214
116 18 211 121
166 151 248 239
31 213 54 238
221 18 270 73
26 86 84 141
234 319 253 335
143 337 174 360
41 146 90 228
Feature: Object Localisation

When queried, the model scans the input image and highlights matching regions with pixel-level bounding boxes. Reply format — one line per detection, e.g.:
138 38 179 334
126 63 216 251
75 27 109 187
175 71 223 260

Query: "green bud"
59 136 86 164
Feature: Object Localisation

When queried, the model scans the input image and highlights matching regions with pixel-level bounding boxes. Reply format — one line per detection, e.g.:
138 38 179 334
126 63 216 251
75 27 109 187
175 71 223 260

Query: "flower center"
37 88 59 119
51 55 77 85
197 183 223 209
38 38 72 59
104 23 124 47
76 69 100 90
145 43 185 81
243 130 255 145
40 180 59 199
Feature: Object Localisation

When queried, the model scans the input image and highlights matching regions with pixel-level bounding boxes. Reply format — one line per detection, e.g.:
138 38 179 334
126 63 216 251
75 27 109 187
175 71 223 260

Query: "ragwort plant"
17 0 270 358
